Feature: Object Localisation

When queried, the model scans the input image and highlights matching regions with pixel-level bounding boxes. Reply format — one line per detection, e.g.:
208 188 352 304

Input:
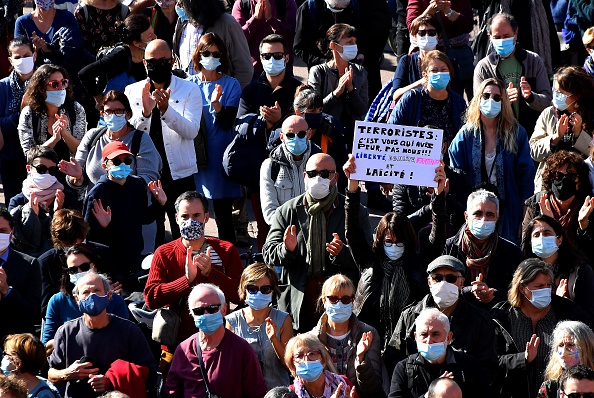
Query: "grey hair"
100 392 131 398
467 189 500 216
187 283 226 315
72 271 111 296
415 308 450 334
264 387 299 398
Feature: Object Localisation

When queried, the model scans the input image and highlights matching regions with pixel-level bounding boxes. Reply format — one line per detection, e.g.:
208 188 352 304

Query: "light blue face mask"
532 236 560 259
295 360 325 382
45 89 66 107
104 113 127 132
428 72 450 90
1 356 15 376
525 287 552 309
479 98 502 118
175 5 188 21
245 291 272 311
69 270 90 285
492 37 515 58
384 243 405 261
262 57 286 77
108 164 132 180
284 136 308 156
552 90 573 111
200 56 221 71
417 341 447 361
469 219 496 240
324 301 352 324
194 311 224 334
338 44 358 62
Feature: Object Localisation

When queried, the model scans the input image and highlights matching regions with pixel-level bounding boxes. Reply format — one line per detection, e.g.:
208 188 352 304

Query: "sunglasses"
107 157 133 166
305 170 335 179
146 58 172 68
66 262 92 275
326 295 354 305
552 171 578 182
261 52 285 60
201 50 222 58
47 79 69 89
431 274 461 284
191 304 221 316
32 164 59 175
564 393 594 398
384 240 404 248
246 284 274 295
481 92 502 102
285 131 307 140
102 108 127 116
417 29 437 37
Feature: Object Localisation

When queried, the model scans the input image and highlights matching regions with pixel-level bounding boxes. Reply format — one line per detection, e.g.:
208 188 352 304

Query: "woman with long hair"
449 77 535 243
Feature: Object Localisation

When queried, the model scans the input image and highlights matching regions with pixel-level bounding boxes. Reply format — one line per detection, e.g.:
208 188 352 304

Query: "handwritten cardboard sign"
351 121 443 187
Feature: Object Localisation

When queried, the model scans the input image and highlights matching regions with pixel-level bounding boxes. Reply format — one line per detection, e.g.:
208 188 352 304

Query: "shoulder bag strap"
195 335 213 396
435 11 451 50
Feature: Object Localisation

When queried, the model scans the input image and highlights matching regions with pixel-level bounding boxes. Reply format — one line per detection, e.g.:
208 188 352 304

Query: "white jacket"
125 76 202 180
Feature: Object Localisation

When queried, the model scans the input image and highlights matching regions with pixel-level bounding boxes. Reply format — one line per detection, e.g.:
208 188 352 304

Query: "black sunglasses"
47 78 69 89
285 131 307 140
261 52 285 60
326 295 355 305
246 284 274 295
191 304 221 316
564 393 594 398
32 164 59 176
107 157 133 166
417 29 437 37
481 92 502 102
431 274 461 284
306 169 335 179
66 262 92 275
552 171 578 182
146 58 172 68
201 50 222 58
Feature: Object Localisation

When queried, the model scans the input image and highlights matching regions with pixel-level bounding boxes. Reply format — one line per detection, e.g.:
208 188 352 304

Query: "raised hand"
148 180 167 206
525 334 540 363
54 189 65 212
153 88 171 114
345 66 354 92
0 266 8 296
141 80 157 116
507 82 518 103
356 331 373 362
211 84 223 104
539 193 554 218
343 154 358 192
471 273 495 303
556 278 569 298
569 112 583 136
185 246 197 283
92 199 112 228
59 157 83 179
519 76 532 99
265 317 278 341
326 233 343 256
554 114 569 144
283 225 298 252
579 196 594 230
29 191 39 215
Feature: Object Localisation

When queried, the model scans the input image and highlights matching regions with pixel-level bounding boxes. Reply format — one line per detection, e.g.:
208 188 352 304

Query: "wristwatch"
445 8 454 18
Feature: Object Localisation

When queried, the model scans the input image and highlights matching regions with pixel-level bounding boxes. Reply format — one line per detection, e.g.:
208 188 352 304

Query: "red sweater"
144 237 243 345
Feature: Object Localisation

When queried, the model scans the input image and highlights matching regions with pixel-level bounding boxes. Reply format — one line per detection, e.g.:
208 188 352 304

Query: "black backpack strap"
270 161 280 182
406 356 416 389
240 0 251 20
130 129 143 157
88 126 110 153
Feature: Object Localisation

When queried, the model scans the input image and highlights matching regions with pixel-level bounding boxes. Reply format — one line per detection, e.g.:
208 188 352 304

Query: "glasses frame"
417 29 437 37
305 170 335 179
293 350 321 362
552 171 578 183
430 273 461 284
102 109 127 116
31 163 59 175
563 393 594 398
246 284 274 295
326 295 355 305
480 92 502 102
261 52 285 61
66 262 92 275
191 304 222 316
107 157 133 166
46 78 69 90
285 131 307 140
201 50 222 59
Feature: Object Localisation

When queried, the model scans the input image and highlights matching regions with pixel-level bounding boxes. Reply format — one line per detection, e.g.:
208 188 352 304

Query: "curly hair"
0 375 27 398
23 64 74 116
180 0 225 28
191 32 230 74
541 150 591 194
114 13 151 45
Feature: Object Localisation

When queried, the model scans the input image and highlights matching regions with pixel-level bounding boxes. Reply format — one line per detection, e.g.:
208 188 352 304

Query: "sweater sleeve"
143 248 192 310
529 108 556 162
260 158 281 225
203 240 243 305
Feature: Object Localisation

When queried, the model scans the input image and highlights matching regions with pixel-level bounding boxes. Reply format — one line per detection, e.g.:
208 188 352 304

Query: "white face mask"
30 173 57 189
11 56 34 75
417 35 438 52
430 281 459 308
306 175 331 200
0 233 11 252
338 44 358 62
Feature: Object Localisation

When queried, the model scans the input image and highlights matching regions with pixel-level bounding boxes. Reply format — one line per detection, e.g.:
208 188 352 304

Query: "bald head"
306 153 336 172
427 378 462 398
145 39 172 60
282 115 308 133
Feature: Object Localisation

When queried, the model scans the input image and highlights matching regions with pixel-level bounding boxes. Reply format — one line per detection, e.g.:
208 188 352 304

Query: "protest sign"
350 121 443 187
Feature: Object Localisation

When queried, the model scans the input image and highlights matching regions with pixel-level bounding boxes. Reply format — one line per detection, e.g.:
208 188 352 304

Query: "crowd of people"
2 0 594 397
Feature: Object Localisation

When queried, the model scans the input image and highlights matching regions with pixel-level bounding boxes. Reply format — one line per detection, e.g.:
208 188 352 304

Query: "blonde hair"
317 274 355 311
284 334 337 375
508 259 554 308
583 27 594 48
544 321 594 380
237 262 281 301
463 77 518 154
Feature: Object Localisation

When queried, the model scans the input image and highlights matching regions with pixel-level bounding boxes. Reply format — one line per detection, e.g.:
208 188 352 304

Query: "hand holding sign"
343 154 359 192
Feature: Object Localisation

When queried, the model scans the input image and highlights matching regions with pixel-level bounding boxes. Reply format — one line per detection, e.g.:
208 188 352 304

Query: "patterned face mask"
35 0 55 11
179 219 204 241
155 0 175 7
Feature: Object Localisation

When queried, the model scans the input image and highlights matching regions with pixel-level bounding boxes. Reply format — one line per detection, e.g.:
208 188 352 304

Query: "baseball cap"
427 255 465 274
102 141 132 160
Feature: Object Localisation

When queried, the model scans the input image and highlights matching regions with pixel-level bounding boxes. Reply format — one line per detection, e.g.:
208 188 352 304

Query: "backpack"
240 0 287 21
80 3 129 22
86 126 144 157
95 44 135 94
307 0 360 29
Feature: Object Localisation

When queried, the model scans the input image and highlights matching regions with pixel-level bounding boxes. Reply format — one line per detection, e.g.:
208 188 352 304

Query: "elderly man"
438 189 523 310
560 365 594 398
260 115 320 225
427 378 463 398
388 308 487 398
387 255 497 378
125 39 202 243
473 13 552 136
164 283 267 397
48 272 156 397
263 153 372 332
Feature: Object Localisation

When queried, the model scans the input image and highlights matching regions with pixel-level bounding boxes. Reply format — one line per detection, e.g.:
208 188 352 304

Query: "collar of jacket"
315 312 360 346
257 69 296 89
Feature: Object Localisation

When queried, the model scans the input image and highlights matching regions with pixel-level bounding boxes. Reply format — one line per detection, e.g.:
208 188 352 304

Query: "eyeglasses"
102 108 127 116
107 157 133 166
66 262 92 275
417 29 437 37
293 351 321 362
285 131 307 140
481 92 502 102
431 274 461 284
305 170 335 179
326 295 355 304
563 393 594 398
146 58 172 68
191 304 221 316
201 50 222 58
32 164 59 175
261 52 285 60
552 171 578 182
46 79 69 89
384 240 404 248
246 284 274 295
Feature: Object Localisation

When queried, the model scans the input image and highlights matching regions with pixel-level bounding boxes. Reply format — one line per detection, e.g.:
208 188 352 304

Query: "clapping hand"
283 225 298 252
326 233 343 256
148 180 167 206
92 199 111 228
356 331 373 363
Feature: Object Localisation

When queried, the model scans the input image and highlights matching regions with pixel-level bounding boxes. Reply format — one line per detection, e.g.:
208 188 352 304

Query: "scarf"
8 70 27 114
549 195 579 241
304 185 338 278
380 258 410 340
293 370 346 398
585 55 594 75
21 176 64 211
461 227 499 281
470 126 506 201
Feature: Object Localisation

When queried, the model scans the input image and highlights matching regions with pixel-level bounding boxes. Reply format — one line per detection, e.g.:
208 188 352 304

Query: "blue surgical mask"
262 58 286 77
284 136 308 156
108 164 132 180
45 89 66 107
384 243 405 261
245 291 272 311
1 356 16 376
479 98 502 118
469 219 496 240
525 287 552 309
532 236 560 259
324 301 352 324
70 270 90 285
295 360 325 382
78 293 110 316
194 311 223 335
304 112 323 130
200 56 221 71
338 44 358 62
175 5 188 21
417 341 447 361
104 114 127 132
492 37 515 58
428 72 450 90
553 90 572 111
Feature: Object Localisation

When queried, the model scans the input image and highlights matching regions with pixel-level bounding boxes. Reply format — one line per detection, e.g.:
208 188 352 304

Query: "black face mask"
146 58 173 84
304 112 323 130
552 176 577 201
